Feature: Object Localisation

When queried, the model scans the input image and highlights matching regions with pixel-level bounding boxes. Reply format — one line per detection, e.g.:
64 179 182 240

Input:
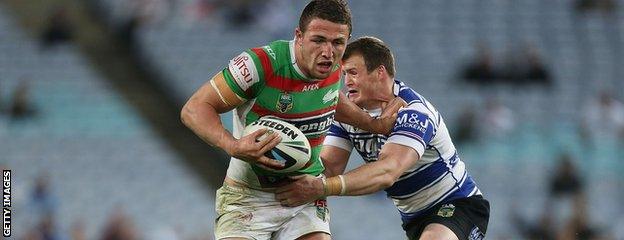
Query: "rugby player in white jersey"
276 37 490 240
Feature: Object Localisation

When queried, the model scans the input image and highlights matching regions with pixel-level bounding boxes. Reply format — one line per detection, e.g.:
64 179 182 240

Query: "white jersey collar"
289 40 310 80
392 80 401 96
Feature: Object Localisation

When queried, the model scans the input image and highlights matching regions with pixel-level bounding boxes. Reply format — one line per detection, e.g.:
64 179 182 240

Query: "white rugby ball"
243 117 311 173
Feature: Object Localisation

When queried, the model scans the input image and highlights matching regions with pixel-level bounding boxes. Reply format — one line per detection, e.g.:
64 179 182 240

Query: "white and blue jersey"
324 80 482 224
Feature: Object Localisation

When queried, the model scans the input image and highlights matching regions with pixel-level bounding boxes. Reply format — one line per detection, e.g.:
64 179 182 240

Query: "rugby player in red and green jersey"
181 1 403 239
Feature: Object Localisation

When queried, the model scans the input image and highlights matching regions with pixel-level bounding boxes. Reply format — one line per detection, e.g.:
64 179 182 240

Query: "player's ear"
377 65 386 79
295 27 303 46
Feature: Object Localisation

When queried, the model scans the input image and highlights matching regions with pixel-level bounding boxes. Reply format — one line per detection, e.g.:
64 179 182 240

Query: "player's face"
295 18 349 79
343 54 382 109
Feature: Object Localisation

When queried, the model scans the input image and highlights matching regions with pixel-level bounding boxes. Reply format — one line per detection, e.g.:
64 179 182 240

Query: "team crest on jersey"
437 204 455 217
277 92 293 113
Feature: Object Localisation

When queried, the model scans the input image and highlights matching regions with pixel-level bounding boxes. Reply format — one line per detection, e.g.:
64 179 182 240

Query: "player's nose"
320 42 333 58
344 75 355 86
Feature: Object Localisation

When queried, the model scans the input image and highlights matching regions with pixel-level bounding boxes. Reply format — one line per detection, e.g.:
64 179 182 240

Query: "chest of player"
249 80 341 137
347 128 388 163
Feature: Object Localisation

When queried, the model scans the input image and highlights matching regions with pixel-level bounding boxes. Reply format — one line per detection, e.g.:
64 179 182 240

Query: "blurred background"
1 0 623 239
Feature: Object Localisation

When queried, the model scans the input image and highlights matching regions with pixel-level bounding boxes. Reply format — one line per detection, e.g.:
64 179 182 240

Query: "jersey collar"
392 80 401 96
289 40 311 80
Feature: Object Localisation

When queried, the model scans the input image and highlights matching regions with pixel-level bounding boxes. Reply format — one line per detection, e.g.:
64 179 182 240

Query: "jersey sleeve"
222 49 267 99
323 122 353 152
386 108 436 157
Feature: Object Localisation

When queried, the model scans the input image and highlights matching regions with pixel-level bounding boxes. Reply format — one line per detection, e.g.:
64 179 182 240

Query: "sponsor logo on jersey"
294 113 334 135
323 89 339 104
228 52 259 91
395 110 431 134
302 83 320 91
437 204 455 217
276 92 293 113
267 111 335 136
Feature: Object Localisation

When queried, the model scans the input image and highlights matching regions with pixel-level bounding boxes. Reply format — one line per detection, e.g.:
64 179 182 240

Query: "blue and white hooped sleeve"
386 109 436 157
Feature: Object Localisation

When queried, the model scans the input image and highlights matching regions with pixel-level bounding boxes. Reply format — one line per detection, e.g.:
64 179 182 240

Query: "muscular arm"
276 142 420 206
181 72 242 153
181 72 283 168
320 145 351 177
339 143 419 195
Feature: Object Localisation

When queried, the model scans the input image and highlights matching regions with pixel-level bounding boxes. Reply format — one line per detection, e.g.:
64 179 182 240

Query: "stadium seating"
3 0 623 238
0 7 216 238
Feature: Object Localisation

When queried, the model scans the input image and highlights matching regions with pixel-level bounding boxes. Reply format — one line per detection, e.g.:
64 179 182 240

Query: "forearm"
334 93 376 132
181 100 236 154
323 144 418 197
325 161 397 196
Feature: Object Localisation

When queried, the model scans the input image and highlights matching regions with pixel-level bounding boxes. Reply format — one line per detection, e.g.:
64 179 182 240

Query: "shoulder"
263 40 292 69
225 41 286 87
393 81 441 123
395 108 433 127
226 50 263 90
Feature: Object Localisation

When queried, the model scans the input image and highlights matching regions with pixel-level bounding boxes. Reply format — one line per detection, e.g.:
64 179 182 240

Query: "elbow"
376 153 402 189
180 102 194 128
378 173 397 189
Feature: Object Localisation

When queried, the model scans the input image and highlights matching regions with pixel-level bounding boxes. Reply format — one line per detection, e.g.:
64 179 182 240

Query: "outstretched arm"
181 72 284 169
332 143 418 195
276 142 419 206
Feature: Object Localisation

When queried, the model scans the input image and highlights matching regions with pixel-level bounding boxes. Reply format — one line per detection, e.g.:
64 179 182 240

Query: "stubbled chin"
347 93 358 101
312 71 331 79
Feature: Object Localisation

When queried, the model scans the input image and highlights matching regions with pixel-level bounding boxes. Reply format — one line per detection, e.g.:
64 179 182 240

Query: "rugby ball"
243 117 311 173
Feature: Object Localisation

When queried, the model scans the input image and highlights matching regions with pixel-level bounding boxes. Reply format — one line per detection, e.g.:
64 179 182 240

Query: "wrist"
220 136 237 156
321 176 328 197
324 175 347 196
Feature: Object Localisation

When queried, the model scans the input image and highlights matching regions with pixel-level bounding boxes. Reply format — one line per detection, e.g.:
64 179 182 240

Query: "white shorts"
214 183 331 240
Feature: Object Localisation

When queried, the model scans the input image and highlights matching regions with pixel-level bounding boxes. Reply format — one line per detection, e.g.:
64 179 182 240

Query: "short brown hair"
343 36 395 77
299 0 352 35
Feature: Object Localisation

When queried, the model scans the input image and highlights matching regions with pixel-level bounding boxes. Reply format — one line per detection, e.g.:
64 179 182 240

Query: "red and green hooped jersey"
223 40 342 188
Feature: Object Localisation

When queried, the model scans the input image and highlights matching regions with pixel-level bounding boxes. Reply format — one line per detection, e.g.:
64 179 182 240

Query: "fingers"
254 130 279 146
381 97 406 118
277 195 297 207
257 156 285 169
387 97 406 110
258 133 281 154
249 128 269 140
275 185 290 194
275 190 295 206
288 175 306 180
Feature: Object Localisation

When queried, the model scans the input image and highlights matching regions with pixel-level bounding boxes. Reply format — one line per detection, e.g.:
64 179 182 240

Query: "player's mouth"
347 89 358 98
316 61 333 74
